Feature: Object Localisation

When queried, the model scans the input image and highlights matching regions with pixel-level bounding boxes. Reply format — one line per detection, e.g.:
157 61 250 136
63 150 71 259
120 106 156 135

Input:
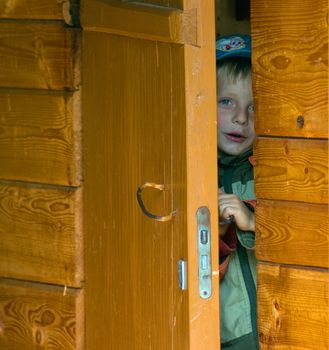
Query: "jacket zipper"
237 242 259 349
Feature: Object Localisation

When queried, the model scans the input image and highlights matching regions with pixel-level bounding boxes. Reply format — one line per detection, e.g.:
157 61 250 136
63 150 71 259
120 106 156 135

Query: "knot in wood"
296 115 304 128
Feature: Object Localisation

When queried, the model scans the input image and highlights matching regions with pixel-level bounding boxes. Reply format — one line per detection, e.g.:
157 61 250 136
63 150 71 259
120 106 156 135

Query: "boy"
216 35 258 350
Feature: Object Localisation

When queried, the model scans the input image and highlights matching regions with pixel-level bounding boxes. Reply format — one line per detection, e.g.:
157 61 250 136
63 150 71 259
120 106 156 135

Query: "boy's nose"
232 108 248 125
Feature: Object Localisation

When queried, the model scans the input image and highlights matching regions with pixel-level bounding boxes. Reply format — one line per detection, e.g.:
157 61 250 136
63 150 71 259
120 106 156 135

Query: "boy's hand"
218 189 255 232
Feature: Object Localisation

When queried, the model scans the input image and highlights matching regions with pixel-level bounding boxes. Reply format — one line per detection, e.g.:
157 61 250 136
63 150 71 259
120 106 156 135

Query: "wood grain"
82 3 219 347
0 183 83 287
0 90 81 186
139 0 184 7
81 0 197 45
83 32 182 350
0 0 80 25
255 199 329 268
0 0 63 19
0 23 81 90
251 0 328 138
258 263 329 349
0 278 83 350
254 138 328 204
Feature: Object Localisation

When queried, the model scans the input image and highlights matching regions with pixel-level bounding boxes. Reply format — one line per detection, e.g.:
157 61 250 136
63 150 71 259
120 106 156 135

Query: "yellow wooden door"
81 1 219 349
251 0 329 348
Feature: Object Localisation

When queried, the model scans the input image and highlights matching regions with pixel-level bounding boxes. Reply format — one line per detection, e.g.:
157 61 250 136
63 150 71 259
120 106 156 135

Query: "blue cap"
216 34 251 61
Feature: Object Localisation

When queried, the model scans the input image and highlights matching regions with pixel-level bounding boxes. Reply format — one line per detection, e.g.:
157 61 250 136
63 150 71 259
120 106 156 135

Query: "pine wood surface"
135 0 183 8
0 0 64 19
254 138 328 204
255 199 329 268
257 263 329 349
0 183 83 287
0 23 80 90
82 1 219 349
0 90 81 186
81 0 197 45
0 278 83 350
183 2 220 348
251 0 328 138
83 31 184 350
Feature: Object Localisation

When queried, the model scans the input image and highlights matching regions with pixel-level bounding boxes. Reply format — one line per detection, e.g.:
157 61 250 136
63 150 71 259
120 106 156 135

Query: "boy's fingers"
219 195 243 208
221 206 236 218
218 188 225 195
219 204 238 221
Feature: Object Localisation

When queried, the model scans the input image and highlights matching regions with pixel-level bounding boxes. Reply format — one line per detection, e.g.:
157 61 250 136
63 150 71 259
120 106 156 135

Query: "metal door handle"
137 182 176 222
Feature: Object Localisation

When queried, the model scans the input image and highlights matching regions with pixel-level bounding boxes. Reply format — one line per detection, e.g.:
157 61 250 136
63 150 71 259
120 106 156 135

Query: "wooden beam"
254 138 328 204
0 0 80 26
81 0 198 46
0 0 64 19
0 183 83 287
0 90 81 186
252 0 328 139
0 23 81 90
255 199 329 268
0 278 83 350
258 263 329 349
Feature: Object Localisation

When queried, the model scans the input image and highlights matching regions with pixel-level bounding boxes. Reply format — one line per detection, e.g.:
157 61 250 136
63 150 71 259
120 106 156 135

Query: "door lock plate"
197 206 212 299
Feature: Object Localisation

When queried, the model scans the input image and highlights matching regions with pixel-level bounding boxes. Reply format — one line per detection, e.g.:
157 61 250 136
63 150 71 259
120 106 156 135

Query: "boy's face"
217 72 255 156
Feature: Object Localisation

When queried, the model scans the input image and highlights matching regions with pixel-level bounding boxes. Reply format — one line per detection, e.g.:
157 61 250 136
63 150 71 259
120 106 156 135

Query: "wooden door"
251 0 329 348
81 1 219 349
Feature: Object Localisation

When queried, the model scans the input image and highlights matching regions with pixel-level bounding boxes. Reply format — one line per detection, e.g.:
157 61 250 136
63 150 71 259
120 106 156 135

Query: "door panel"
83 34 182 349
81 0 218 349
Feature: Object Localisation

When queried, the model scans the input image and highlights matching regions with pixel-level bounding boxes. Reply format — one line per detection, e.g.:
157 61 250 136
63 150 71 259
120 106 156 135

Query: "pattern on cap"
216 36 246 52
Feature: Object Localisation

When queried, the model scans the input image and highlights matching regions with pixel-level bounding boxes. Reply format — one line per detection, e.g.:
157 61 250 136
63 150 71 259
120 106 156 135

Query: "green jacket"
218 149 258 350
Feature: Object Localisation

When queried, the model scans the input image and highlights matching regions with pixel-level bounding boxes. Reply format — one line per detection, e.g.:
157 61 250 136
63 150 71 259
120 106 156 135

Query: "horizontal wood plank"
138 0 184 6
0 0 63 19
0 23 81 90
255 199 329 268
251 0 328 138
81 0 197 45
254 138 328 204
0 279 83 350
0 183 83 287
0 90 81 186
0 0 79 25
258 263 329 349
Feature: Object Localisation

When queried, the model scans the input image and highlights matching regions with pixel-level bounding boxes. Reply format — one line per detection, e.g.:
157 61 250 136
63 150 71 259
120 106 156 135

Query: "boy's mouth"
225 132 247 143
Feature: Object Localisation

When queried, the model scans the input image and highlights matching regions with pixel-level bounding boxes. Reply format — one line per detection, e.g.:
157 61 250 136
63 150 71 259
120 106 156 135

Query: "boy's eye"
248 104 254 113
219 98 233 107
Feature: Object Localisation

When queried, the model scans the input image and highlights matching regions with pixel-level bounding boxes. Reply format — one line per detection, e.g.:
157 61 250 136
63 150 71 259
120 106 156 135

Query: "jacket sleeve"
236 200 256 250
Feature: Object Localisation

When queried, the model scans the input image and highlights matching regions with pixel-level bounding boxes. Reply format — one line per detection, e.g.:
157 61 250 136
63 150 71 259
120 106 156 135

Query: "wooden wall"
251 0 329 348
0 1 83 349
